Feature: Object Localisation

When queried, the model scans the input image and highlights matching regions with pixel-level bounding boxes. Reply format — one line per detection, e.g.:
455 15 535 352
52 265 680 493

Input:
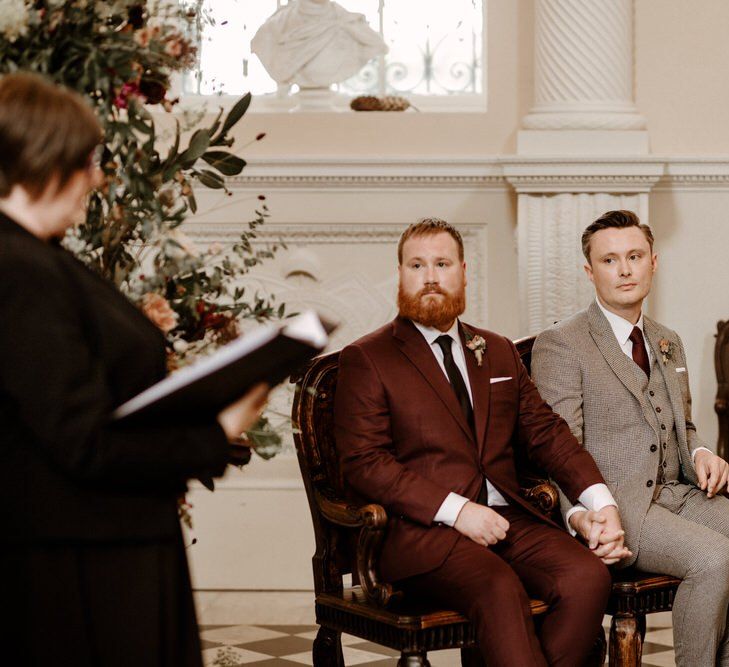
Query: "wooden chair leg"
312 626 344 667
609 613 643 667
397 651 431 667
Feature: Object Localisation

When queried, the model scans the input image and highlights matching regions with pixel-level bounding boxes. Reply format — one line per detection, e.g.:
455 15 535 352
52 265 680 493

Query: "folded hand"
569 505 632 565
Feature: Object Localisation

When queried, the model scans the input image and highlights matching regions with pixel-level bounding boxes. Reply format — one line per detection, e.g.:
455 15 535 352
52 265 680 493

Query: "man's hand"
695 450 729 498
454 502 510 546
569 505 631 565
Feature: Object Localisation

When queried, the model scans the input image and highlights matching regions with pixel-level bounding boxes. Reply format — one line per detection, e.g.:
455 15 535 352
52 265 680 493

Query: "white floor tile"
196 590 316 625
645 628 675 646
646 611 673 628
284 646 394 665
642 650 676 667
200 624 287 643
202 646 274 665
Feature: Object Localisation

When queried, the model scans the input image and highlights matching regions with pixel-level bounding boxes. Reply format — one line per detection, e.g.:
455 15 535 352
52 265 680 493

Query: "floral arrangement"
0 0 284 459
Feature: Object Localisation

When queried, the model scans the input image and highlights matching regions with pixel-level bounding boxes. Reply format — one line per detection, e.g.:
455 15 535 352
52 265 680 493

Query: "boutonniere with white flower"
464 329 487 367
658 338 674 365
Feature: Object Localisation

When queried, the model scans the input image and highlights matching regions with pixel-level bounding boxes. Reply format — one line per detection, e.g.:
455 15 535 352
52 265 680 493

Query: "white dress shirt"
412 319 615 528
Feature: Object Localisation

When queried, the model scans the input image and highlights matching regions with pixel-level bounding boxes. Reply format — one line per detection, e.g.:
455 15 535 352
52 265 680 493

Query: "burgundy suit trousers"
399 506 610 667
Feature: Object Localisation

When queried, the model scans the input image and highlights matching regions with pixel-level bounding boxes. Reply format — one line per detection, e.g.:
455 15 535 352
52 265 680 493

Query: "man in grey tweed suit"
531 210 729 667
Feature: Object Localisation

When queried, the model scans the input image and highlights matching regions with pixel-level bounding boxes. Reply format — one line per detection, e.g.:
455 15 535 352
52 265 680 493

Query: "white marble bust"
251 0 387 88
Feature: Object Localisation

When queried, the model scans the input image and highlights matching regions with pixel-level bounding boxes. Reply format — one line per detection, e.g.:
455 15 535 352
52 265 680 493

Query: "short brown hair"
0 72 102 199
582 210 654 263
398 217 464 264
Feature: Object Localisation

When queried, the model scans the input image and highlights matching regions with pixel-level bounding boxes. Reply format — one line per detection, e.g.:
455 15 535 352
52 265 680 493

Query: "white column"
519 0 647 154
508 0 656 333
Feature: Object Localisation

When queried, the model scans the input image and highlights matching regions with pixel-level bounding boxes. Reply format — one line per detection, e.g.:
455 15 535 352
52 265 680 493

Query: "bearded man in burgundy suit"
333 218 631 667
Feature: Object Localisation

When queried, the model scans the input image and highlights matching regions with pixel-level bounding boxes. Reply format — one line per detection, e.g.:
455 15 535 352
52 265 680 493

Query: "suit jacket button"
649 390 655 397
656 407 662 413
650 444 657 452
661 424 667 430
646 480 654 488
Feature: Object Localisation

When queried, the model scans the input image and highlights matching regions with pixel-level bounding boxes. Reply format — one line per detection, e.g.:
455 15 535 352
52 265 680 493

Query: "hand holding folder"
113 310 334 423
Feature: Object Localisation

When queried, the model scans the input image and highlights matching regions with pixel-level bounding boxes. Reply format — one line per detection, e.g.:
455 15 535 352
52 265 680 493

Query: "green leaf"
216 93 251 140
179 129 211 167
196 169 226 189
201 151 246 176
187 190 197 213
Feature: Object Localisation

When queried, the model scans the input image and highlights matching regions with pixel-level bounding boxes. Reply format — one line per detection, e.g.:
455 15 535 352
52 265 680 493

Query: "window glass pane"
381 0 482 95
183 0 282 95
181 0 483 99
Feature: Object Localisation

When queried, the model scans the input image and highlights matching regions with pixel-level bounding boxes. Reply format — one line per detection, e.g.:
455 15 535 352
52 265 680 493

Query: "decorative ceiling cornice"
224 156 729 192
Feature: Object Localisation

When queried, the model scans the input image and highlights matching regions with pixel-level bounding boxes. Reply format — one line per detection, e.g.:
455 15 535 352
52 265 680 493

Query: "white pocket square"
676 367 686 373
490 376 512 384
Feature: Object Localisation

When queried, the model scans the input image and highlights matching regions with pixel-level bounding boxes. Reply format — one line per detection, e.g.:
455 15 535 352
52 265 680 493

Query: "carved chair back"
291 351 355 597
716 320 729 461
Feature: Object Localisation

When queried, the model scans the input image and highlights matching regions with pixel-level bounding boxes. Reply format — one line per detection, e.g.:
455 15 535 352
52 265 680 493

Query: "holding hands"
569 505 632 565
694 449 729 498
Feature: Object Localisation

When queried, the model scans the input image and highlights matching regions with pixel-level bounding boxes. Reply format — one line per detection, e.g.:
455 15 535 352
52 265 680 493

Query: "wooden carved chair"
291 344 604 667
714 317 729 450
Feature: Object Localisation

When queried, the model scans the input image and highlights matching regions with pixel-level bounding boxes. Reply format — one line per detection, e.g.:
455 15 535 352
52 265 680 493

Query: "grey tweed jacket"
531 301 703 566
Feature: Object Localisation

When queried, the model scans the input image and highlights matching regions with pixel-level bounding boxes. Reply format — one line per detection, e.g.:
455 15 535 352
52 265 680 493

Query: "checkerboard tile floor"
198 621 676 666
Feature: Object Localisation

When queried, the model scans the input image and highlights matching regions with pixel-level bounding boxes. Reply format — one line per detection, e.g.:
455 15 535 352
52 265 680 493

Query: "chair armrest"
521 480 559 516
315 491 399 607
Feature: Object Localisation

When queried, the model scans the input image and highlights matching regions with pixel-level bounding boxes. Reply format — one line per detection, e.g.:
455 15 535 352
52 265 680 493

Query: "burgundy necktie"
629 326 650 378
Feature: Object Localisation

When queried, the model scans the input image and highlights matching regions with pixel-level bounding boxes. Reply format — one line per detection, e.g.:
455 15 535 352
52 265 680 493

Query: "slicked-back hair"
0 72 102 200
397 217 464 264
582 210 655 264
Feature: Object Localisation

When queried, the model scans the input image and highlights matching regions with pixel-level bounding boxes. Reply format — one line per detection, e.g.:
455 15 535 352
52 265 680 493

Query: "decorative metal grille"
180 0 483 98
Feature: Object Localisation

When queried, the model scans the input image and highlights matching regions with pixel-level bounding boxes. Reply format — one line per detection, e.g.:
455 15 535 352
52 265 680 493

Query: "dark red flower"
139 77 166 105
128 5 145 29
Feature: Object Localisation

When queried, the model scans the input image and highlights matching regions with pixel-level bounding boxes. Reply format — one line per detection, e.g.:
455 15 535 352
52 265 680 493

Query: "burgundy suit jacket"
333 317 605 583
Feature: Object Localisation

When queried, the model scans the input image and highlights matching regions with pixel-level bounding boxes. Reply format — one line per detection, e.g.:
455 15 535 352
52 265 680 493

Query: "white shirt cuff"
564 503 588 537
691 446 712 462
434 492 469 527
578 483 617 513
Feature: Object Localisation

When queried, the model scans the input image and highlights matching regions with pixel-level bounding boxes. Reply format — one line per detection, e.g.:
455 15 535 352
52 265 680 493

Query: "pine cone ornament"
378 96 411 111
350 95 411 112
350 96 382 111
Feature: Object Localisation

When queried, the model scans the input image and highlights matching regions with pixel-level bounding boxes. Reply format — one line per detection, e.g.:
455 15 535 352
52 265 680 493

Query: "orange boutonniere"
658 338 674 365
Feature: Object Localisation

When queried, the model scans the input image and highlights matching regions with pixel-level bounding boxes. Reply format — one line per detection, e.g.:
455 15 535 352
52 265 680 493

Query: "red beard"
397 284 466 329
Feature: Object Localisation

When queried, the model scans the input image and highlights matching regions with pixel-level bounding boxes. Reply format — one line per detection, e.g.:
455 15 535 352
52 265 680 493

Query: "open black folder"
113 310 334 423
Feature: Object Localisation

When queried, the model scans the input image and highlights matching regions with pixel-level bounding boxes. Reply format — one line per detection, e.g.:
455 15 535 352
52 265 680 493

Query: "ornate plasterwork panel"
517 192 648 335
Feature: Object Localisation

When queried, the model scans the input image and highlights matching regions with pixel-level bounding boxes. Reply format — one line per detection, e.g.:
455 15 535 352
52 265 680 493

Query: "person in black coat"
0 73 268 665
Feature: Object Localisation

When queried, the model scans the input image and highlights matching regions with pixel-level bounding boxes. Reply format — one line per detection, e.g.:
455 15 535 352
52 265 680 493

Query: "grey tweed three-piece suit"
532 301 729 667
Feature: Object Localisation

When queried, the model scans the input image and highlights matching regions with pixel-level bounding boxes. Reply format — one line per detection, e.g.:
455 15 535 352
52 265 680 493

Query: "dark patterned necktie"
629 326 650 378
434 335 475 434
